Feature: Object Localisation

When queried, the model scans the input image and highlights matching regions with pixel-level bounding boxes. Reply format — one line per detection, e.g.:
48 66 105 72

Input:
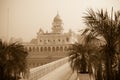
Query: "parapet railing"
29 57 69 80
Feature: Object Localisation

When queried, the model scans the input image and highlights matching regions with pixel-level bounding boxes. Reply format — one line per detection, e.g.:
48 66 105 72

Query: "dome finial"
57 10 59 16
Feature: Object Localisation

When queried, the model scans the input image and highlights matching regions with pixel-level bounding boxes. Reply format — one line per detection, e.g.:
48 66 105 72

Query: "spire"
57 10 59 16
37 27 44 35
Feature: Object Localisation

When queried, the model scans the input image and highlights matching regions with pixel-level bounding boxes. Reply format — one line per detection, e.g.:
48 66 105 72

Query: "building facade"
23 13 76 68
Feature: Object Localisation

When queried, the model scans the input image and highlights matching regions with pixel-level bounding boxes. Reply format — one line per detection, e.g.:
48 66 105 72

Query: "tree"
81 29 104 80
0 39 28 80
68 43 87 79
69 28 103 80
83 8 120 80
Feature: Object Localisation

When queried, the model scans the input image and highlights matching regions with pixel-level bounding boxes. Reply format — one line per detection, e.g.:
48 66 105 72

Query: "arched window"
58 39 60 42
66 37 69 42
56 47 59 51
52 47 55 52
53 40 55 42
60 46 63 51
64 46 67 51
41 47 43 52
36 47 39 52
44 47 47 51
48 40 50 42
48 47 51 51
29 47 32 52
29 63 31 66
33 47 35 52
40 40 42 42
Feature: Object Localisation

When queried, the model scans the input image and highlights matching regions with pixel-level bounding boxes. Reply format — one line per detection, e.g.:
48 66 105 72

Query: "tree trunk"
81 54 87 73
96 61 102 80
88 63 93 80
117 56 120 80
105 53 113 80
0 66 4 80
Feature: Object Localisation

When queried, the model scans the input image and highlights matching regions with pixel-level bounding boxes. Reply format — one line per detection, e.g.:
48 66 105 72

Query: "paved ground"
38 63 90 80
78 74 90 80
38 63 77 80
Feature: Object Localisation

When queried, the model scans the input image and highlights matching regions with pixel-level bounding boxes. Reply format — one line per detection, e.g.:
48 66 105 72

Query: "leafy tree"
83 8 120 80
0 39 28 80
81 29 104 80
69 28 103 80
68 43 87 79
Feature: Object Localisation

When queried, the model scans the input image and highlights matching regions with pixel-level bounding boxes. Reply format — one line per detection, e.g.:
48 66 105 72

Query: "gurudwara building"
23 13 77 68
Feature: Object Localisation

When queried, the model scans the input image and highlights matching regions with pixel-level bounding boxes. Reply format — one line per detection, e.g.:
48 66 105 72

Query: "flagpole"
7 8 9 42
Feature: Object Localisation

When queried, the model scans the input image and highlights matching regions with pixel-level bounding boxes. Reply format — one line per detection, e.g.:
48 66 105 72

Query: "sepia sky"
0 0 120 42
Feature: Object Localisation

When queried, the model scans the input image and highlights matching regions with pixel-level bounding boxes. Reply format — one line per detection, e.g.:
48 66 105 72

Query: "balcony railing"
28 57 69 80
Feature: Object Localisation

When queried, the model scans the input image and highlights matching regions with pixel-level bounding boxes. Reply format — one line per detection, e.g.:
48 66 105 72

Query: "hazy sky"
0 0 120 42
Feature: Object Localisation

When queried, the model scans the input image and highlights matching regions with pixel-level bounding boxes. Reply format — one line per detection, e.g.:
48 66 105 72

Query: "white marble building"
23 13 77 68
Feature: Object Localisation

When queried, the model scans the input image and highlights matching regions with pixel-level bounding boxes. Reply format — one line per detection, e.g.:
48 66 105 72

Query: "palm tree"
83 8 120 80
69 28 103 80
68 43 87 79
0 39 7 80
0 39 28 80
81 29 104 80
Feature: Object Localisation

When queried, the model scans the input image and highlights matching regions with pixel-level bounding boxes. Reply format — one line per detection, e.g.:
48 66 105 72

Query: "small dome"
53 13 62 22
